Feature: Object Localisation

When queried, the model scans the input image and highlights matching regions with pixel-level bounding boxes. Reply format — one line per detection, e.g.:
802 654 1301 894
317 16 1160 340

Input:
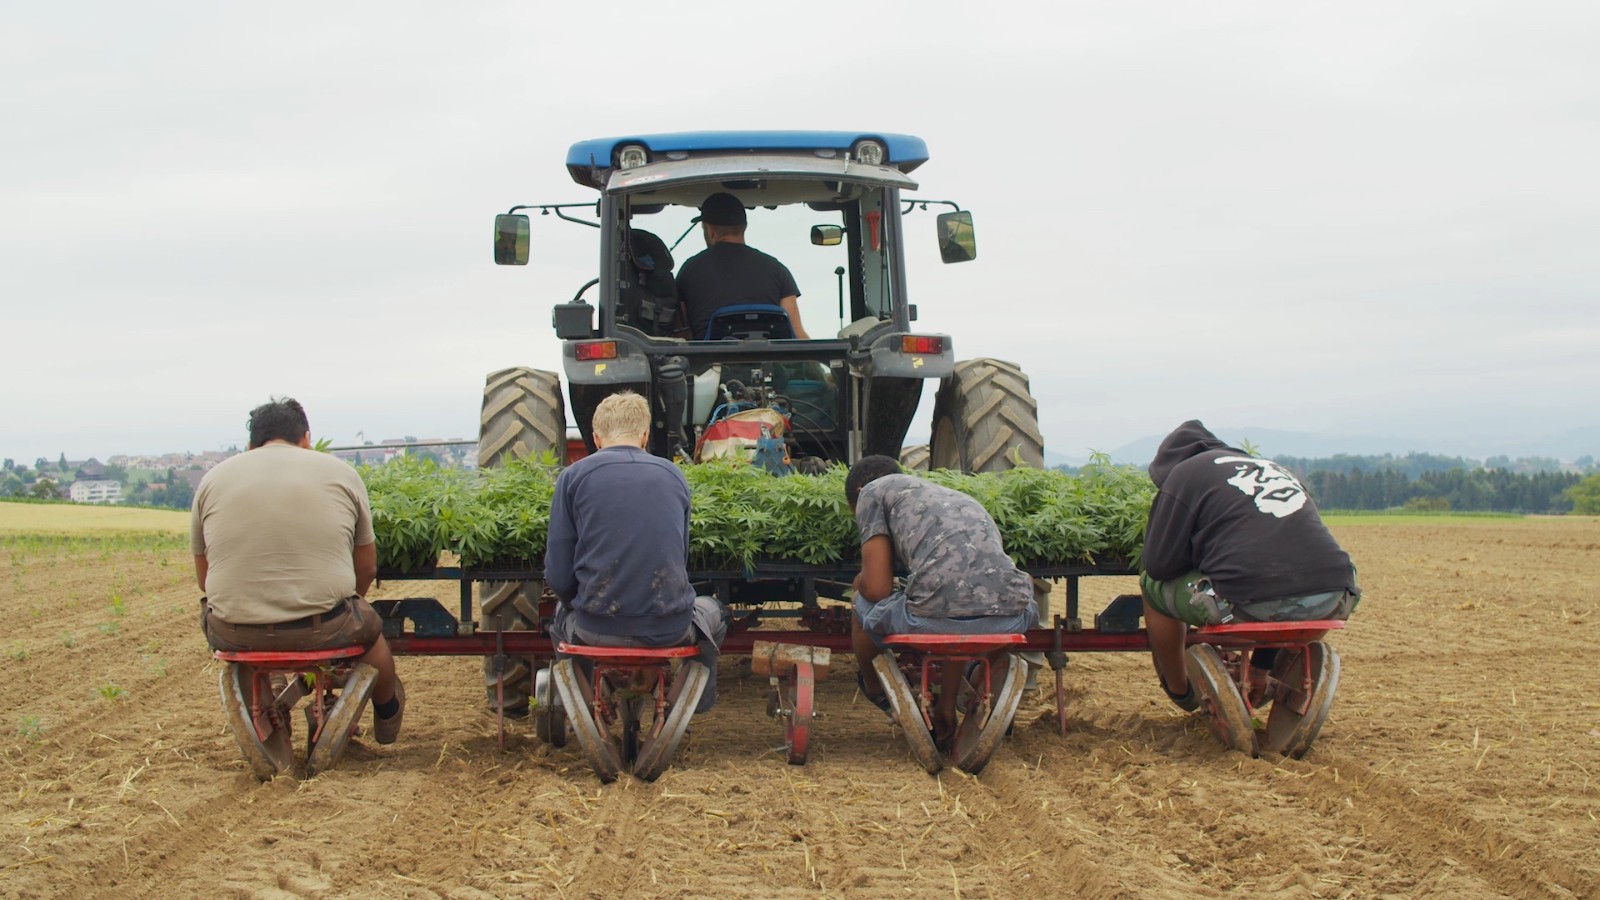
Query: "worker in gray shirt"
846 456 1038 744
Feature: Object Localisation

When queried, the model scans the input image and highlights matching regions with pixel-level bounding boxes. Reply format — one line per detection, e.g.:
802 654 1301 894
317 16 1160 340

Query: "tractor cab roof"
565 131 930 189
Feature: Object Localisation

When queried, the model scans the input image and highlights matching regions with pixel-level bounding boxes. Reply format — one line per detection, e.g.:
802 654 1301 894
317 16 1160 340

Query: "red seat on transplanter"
874 633 1028 776
214 645 376 781
882 633 1026 655
551 642 705 783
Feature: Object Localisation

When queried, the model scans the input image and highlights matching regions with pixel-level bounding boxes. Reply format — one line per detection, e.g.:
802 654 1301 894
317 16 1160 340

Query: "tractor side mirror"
936 211 976 264
494 214 530 265
810 224 844 246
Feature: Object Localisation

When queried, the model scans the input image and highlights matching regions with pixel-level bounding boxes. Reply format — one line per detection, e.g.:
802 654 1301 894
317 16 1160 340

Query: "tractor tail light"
901 335 944 355
575 341 618 361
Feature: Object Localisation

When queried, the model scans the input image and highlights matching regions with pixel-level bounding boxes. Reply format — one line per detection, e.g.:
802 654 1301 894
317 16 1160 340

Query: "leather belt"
273 597 351 629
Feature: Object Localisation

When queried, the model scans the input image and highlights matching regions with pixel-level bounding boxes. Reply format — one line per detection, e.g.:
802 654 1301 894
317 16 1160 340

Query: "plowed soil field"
2 511 1597 898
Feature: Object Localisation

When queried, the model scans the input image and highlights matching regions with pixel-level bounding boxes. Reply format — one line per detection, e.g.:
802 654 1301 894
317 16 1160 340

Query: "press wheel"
633 660 708 782
1263 642 1340 758
953 654 1026 775
534 666 568 748
307 663 378 776
1186 644 1258 756
219 664 295 782
873 654 943 774
785 661 814 766
552 659 621 782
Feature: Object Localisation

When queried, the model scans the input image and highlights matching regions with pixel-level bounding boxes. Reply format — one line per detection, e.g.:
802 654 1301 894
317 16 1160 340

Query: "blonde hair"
591 391 650 446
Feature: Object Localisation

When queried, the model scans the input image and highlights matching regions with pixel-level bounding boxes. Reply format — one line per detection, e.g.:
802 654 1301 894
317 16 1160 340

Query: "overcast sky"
4 1 1597 466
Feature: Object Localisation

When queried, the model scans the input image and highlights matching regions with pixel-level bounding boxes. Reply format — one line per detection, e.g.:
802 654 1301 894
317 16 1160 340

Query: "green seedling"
8 645 27 661
98 621 120 637
97 683 126 703
17 716 42 741
60 632 76 649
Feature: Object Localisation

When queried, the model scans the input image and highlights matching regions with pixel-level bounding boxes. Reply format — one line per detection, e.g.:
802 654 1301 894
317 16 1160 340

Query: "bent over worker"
846 455 1038 746
1141 420 1360 711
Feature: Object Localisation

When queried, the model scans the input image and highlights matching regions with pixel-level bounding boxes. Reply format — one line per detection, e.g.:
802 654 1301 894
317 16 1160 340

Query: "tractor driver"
677 192 811 340
192 397 405 745
544 391 727 713
1141 420 1360 713
845 456 1039 748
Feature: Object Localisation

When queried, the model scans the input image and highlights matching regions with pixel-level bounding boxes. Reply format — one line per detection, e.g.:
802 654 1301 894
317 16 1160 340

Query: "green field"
0 500 188 535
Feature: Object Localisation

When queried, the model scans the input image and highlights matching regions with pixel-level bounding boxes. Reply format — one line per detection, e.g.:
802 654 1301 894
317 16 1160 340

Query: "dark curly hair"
845 455 904 507
247 397 310 449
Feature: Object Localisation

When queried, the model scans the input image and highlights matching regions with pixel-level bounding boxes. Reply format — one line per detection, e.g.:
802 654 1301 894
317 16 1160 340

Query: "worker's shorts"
201 596 383 653
1140 569 1360 628
852 591 1039 649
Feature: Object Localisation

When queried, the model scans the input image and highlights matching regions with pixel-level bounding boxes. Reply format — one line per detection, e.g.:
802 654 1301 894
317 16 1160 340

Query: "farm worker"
846 455 1039 746
677 192 811 340
1141 420 1360 711
192 397 405 744
544 391 727 713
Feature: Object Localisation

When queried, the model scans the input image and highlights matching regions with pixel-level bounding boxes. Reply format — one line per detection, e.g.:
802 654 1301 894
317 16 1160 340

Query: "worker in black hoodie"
1141 420 1359 711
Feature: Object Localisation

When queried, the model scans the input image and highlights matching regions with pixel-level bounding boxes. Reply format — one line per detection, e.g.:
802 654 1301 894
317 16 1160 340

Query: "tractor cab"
493 131 981 469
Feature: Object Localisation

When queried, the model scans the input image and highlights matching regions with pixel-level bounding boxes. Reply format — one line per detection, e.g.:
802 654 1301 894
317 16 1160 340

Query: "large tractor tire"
899 444 930 472
928 358 1044 473
478 367 566 716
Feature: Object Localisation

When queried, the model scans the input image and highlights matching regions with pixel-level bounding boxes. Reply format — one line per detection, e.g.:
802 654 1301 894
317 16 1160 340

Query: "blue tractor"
479 131 1044 715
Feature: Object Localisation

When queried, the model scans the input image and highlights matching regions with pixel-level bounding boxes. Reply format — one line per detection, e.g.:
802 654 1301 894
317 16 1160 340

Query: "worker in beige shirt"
191 397 404 744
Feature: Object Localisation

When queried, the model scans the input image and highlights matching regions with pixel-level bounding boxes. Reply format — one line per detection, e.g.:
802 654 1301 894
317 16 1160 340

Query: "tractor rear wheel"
477 367 566 715
899 444 930 472
929 358 1044 473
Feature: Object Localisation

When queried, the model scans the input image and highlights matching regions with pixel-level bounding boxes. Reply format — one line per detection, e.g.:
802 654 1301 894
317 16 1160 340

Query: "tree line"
1062 451 1599 514
1298 467 1586 514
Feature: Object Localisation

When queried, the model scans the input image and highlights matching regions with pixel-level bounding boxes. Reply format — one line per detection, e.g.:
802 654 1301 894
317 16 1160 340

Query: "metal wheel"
1186 644 1258 756
534 665 567 748
1263 642 1341 758
219 663 294 781
872 654 943 774
784 661 814 766
633 661 709 782
477 366 565 714
952 655 1026 775
552 659 620 782
928 358 1044 472
307 663 378 776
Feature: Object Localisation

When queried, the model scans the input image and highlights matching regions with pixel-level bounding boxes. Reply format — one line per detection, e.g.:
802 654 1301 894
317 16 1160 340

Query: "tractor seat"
703 304 795 340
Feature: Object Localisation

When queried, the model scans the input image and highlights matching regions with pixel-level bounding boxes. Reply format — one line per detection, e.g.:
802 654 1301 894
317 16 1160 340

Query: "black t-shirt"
677 243 800 339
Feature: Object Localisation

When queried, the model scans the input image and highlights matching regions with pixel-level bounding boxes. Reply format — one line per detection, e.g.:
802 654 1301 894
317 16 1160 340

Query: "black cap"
695 192 747 227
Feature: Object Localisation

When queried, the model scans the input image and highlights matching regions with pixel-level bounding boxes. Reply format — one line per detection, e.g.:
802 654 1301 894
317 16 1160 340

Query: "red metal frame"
390 628 1151 657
